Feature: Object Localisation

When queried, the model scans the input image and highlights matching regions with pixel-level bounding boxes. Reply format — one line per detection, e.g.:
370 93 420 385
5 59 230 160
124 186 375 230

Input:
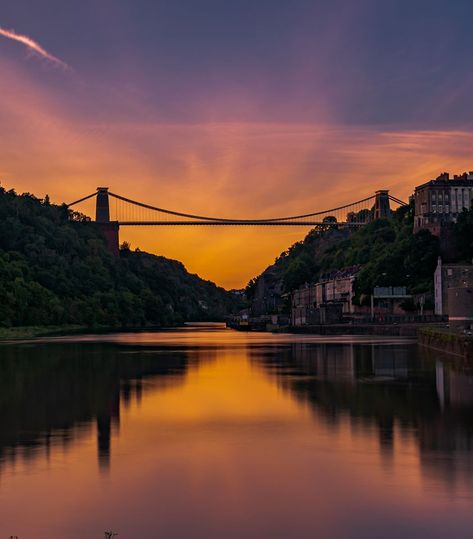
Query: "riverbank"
271 323 473 359
0 322 228 342
0 325 88 341
418 327 473 359
268 323 445 337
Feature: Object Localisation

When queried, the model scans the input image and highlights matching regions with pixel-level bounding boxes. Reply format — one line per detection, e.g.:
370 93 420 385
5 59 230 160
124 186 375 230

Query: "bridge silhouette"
67 188 407 255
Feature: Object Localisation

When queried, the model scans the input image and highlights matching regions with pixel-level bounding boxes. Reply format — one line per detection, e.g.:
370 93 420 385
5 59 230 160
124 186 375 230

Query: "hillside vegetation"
0 187 239 327
247 204 447 309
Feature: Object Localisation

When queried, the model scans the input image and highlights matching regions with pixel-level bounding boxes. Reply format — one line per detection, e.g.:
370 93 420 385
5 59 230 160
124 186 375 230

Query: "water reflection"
0 343 190 474
1 330 473 538
254 341 473 493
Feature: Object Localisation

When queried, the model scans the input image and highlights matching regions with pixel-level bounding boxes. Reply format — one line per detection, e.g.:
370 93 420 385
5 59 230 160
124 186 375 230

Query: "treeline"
247 203 473 307
0 187 240 327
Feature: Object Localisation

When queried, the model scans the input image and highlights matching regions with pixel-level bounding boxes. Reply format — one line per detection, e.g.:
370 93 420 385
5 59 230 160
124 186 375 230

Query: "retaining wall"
418 327 473 359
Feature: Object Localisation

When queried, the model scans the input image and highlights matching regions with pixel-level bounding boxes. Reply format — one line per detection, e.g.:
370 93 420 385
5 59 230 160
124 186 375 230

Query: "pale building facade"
291 266 360 325
414 172 473 234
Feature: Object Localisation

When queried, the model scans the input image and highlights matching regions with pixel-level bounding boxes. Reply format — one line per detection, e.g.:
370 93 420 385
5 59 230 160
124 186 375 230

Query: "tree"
0 187 241 328
283 257 314 291
454 209 473 261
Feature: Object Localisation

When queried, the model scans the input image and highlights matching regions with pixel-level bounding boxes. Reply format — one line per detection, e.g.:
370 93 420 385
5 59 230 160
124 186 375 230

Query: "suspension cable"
107 191 377 223
66 190 408 222
388 195 408 206
66 191 98 207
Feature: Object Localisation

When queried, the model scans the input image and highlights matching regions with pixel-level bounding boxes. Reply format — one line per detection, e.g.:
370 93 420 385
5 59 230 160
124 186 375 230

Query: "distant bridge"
67 188 407 255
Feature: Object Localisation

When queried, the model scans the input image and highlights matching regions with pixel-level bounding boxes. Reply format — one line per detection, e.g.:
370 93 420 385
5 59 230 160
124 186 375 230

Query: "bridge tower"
374 190 391 220
95 187 120 256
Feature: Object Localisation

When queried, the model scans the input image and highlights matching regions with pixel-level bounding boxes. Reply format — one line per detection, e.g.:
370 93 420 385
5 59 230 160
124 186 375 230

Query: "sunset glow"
3 3 473 538
1 2 473 288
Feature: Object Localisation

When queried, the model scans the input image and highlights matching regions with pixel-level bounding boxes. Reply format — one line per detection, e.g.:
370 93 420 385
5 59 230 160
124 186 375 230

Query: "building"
316 266 360 314
291 285 317 325
371 286 411 316
414 171 473 234
434 258 473 321
291 266 360 325
447 288 473 328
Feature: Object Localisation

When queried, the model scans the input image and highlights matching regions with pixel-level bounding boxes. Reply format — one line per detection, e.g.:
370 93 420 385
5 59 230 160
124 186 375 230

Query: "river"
0 327 472 538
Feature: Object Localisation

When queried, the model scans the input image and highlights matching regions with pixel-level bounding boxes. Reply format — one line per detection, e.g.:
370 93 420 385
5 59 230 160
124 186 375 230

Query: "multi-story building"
316 266 360 314
434 257 473 321
414 171 473 234
291 285 318 326
291 266 360 325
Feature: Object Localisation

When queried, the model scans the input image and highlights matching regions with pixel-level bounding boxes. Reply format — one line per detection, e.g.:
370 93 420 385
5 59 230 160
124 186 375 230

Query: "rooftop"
416 171 473 190
319 265 361 282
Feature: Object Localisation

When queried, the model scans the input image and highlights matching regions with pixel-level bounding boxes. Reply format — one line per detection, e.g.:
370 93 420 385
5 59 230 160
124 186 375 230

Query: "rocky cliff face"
250 264 285 315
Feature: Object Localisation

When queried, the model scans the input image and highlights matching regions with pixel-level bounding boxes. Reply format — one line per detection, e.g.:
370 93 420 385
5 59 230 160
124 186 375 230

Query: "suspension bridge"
67 188 408 255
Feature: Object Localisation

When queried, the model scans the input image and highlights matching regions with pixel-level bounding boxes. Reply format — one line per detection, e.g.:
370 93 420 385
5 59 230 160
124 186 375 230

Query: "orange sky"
1 57 473 288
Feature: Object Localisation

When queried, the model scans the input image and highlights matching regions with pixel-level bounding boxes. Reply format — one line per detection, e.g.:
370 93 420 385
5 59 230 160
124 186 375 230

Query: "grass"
0 325 86 341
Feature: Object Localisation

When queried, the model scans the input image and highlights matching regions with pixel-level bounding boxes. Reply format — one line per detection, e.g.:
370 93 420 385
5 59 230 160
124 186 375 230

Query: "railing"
67 188 408 227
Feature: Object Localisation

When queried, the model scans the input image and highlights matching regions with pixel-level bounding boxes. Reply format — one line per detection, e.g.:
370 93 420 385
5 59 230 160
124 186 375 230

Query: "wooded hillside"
0 187 240 327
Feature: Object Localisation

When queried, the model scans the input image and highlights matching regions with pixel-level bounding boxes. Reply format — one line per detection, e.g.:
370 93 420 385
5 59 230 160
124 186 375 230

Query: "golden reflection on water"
0 328 473 539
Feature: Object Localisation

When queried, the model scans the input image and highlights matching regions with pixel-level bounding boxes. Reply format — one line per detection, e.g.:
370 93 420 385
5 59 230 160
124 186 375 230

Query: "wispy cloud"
0 26 70 70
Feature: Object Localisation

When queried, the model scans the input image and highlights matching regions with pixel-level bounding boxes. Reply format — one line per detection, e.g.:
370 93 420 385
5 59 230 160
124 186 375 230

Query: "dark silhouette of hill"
0 187 240 327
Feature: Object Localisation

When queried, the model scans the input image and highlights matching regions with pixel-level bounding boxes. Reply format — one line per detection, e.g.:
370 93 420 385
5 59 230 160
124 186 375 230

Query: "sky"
1 0 473 288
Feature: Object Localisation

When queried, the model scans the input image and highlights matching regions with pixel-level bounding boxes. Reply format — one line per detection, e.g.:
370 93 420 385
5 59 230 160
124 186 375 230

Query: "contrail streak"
0 26 70 69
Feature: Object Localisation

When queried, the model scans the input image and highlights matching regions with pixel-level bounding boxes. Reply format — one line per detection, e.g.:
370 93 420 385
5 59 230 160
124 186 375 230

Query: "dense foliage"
0 187 239 327
247 204 441 305
453 209 473 262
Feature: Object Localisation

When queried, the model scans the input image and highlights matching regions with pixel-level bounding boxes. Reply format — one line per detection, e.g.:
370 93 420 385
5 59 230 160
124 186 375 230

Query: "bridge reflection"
0 343 191 473
1 338 473 493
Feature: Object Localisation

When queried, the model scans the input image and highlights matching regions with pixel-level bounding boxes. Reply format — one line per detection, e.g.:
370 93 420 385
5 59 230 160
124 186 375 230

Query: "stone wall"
418 327 473 359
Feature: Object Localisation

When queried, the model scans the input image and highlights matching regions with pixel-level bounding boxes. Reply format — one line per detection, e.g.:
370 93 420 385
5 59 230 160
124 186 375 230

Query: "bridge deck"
117 221 366 226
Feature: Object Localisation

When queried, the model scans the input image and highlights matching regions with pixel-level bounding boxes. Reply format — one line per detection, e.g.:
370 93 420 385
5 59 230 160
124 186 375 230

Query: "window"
445 205 449 213
432 204 437 212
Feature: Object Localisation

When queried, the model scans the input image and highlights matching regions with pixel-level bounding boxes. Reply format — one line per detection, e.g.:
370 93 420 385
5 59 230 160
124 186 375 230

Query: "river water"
1 327 473 538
